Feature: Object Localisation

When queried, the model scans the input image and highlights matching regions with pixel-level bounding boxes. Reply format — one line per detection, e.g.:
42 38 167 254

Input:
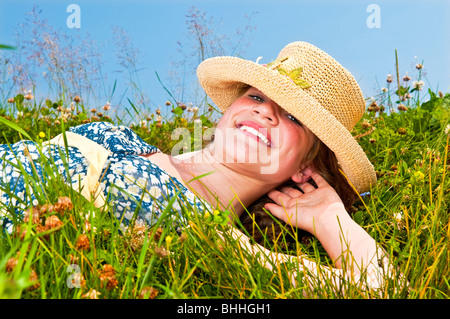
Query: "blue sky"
1 0 449 109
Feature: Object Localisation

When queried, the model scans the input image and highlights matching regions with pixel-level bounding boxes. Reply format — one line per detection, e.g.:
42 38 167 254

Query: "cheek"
281 125 315 165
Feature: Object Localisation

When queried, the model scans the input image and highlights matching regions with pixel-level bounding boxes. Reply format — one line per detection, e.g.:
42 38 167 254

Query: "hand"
264 171 347 235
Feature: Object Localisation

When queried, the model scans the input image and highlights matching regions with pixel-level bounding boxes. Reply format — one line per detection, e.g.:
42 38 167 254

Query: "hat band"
262 57 311 90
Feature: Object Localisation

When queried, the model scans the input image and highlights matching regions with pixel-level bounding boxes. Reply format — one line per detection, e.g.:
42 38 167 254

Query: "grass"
0 32 450 298
0 83 449 299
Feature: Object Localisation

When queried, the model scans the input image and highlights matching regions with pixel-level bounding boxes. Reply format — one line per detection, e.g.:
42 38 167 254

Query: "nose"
251 102 279 125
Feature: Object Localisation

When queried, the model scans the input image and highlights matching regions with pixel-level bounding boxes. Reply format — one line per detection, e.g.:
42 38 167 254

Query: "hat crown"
274 42 365 131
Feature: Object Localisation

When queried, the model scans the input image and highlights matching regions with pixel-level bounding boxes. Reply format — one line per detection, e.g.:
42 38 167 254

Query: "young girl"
1 41 388 291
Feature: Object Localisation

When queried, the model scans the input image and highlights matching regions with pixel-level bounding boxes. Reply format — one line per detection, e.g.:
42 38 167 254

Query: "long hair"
238 139 359 251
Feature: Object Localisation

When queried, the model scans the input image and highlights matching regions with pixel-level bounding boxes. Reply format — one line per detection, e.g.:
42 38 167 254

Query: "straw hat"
196 41 376 194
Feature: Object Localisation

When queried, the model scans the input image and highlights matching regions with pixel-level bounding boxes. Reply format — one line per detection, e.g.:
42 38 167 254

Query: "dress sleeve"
69 122 159 156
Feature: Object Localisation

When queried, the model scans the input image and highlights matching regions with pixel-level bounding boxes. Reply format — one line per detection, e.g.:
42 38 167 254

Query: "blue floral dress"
0 122 209 234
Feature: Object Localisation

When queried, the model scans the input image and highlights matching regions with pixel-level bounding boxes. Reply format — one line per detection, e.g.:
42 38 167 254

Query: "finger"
263 203 291 223
267 189 292 206
278 186 303 198
309 171 331 188
297 182 316 193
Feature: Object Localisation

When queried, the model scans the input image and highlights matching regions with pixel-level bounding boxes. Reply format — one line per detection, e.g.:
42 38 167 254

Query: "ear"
291 165 314 184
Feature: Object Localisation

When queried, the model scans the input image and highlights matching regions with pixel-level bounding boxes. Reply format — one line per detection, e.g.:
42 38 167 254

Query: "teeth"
238 125 270 146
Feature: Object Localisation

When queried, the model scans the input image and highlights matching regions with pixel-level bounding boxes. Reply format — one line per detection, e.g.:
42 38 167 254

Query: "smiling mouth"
236 123 272 147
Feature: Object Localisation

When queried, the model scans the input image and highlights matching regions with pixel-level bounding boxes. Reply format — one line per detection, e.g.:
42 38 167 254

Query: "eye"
249 94 265 103
286 113 303 126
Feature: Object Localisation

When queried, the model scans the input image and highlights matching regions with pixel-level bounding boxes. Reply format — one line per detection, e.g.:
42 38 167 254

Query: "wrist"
311 202 353 241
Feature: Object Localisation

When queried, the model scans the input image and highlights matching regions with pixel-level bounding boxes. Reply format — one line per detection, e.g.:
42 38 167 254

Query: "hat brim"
197 56 376 194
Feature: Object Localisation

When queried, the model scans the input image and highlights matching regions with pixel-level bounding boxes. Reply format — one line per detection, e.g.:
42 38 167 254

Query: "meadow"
0 7 449 300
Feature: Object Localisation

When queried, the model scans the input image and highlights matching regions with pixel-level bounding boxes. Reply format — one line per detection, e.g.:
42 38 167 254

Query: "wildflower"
68 271 86 289
177 232 187 244
165 101 172 106
99 264 118 289
390 164 398 172
393 212 403 222
68 254 79 265
398 128 407 135
445 124 450 136
125 221 148 251
369 138 376 144
386 74 393 83
402 74 411 82
24 93 33 100
6 255 18 273
53 196 73 213
381 87 388 93
82 289 101 299
15 225 28 240
73 96 81 103
27 269 40 291
102 102 111 111
411 171 425 183
204 211 211 219
153 246 169 259
165 235 173 245
393 212 405 230
139 286 158 299
155 108 161 115
397 104 408 111
367 100 379 112
90 108 97 114
361 120 371 129
38 131 46 138
416 63 423 70
24 206 41 224
7 97 14 103
413 80 424 91
192 106 199 112
152 227 163 241
75 234 90 251
439 91 444 99
45 215 63 230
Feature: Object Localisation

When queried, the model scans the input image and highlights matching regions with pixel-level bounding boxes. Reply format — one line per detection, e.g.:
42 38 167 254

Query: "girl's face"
212 87 316 182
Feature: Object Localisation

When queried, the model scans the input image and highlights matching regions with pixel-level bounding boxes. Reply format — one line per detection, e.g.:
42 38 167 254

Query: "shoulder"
69 122 159 155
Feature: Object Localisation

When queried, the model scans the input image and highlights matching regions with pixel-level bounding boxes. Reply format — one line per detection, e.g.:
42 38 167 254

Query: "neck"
171 148 276 219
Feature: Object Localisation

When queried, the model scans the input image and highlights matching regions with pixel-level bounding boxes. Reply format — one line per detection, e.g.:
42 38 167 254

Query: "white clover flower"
393 212 403 222
413 80 425 90
445 124 450 136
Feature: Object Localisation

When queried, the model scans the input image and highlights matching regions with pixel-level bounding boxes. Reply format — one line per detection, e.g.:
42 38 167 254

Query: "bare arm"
264 171 384 274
